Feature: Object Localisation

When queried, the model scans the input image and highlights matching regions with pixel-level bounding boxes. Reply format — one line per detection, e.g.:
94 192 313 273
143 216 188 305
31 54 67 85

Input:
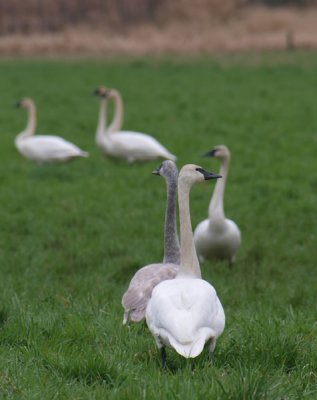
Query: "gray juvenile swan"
121 160 180 324
194 145 241 266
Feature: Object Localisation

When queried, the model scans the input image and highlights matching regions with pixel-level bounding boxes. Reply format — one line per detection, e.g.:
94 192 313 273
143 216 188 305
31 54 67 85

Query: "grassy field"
0 53 317 399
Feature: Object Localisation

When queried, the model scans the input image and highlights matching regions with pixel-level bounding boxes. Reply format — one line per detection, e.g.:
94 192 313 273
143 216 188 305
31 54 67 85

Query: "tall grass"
0 54 316 398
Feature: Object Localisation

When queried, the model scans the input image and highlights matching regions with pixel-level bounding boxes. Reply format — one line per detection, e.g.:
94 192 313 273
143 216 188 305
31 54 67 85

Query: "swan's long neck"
96 98 107 143
107 90 123 134
19 103 36 139
178 179 201 278
163 174 180 265
208 157 230 221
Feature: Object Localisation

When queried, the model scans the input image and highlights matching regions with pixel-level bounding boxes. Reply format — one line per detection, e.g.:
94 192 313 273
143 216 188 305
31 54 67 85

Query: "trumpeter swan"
194 145 241 266
122 160 180 324
146 164 225 364
15 98 88 163
94 86 176 163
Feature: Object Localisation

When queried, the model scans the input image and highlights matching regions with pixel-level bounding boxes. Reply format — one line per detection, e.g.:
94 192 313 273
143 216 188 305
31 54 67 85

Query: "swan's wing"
122 263 178 323
146 278 225 358
109 131 176 161
21 136 87 160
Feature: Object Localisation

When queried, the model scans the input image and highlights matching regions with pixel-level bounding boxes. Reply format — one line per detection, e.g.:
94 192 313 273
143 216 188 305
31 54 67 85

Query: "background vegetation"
1 0 317 34
0 53 317 398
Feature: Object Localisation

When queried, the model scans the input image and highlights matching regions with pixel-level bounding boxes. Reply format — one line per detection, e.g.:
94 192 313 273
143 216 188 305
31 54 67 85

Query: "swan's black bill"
202 149 217 157
15 101 22 108
93 88 109 98
196 167 221 180
152 164 162 176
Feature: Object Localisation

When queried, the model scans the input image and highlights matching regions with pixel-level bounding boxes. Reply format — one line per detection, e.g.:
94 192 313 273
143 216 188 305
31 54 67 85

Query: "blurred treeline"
0 0 316 34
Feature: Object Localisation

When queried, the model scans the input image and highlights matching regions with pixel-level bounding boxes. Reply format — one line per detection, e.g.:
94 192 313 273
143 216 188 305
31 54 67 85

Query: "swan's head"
16 98 34 109
178 164 221 186
93 86 111 98
203 145 230 160
152 160 178 181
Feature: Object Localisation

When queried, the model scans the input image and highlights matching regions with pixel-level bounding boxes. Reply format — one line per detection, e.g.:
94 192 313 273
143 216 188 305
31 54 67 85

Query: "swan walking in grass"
146 164 225 365
15 98 88 163
122 160 180 324
194 145 241 266
94 86 176 163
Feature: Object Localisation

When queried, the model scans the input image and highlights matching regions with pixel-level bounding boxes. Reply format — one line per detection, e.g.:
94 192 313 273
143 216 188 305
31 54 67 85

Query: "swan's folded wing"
122 263 178 322
24 136 85 159
111 132 176 161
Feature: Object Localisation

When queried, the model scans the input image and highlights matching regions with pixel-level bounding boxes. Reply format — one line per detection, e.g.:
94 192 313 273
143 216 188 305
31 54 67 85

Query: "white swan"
94 86 176 163
146 164 225 364
122 160 180 324
15 98 88 163
194 145 241 266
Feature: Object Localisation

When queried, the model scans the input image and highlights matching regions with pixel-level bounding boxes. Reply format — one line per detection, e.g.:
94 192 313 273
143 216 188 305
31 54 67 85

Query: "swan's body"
147 278 225 358
146 165 225 362
194 218 240 263
98 131 176 163
194 146 241 265
15 98 88 163
94 87 176 163
122 262 178 324
122 161 180 324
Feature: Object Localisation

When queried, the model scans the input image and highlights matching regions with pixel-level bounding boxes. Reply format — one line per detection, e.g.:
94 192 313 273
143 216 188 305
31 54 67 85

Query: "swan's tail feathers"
80 151 89 158
169 335 208 358
164 152 177 162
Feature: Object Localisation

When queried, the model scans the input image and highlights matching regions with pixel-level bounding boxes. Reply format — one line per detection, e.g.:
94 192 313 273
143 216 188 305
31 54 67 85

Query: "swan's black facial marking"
93 88 110 98
196 168 222 181
202 149 218 157
152 163 163 176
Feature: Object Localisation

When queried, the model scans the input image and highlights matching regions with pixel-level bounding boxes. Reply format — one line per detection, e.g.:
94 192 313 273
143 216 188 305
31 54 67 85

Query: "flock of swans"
14 86 241 366
15 86 176 164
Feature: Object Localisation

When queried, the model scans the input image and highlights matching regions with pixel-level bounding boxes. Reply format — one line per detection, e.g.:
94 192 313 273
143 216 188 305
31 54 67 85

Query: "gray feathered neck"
161 161 180 265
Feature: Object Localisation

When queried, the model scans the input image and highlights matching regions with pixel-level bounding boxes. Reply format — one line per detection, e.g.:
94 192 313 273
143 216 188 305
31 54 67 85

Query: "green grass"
0 53 317 399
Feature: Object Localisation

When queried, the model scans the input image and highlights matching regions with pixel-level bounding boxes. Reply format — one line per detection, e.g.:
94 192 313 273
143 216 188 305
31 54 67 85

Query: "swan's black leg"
160 347 167 368
208 338 216 362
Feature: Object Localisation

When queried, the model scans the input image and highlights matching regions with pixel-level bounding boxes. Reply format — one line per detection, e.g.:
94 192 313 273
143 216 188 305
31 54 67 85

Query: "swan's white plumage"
194 218 241 263
16 135 88 163
99 130 176 163
146 278 225 358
